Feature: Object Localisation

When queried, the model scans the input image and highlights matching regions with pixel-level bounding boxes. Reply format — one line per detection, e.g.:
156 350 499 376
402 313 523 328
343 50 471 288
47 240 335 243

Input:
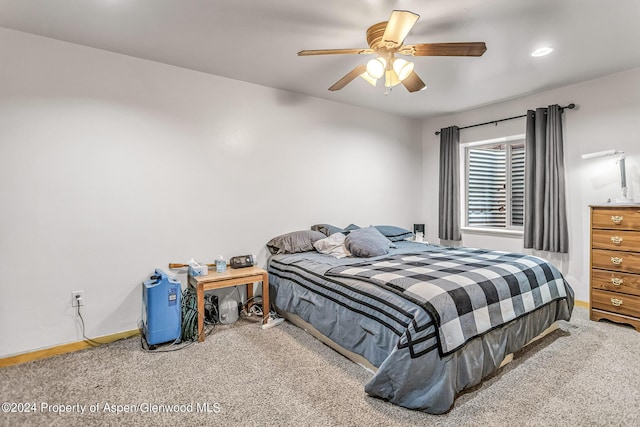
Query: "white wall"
0 28 423 358
422 67 640 303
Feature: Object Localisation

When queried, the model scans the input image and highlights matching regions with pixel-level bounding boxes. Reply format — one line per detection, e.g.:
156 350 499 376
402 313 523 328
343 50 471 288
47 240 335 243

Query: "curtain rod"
434 103 575 135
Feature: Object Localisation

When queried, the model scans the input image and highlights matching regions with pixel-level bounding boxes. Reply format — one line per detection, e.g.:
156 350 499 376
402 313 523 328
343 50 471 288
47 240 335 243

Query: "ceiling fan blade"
401 42 487 57
381 10 420 48
402 71 426 92
328 64 367 91
298 48 374 56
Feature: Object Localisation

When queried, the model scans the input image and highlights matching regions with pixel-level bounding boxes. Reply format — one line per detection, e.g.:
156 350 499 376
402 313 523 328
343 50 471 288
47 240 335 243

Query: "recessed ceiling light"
531 47 553 57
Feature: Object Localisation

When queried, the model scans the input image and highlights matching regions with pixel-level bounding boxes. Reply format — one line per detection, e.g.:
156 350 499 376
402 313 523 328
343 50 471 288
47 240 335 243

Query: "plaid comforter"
327 247 570 355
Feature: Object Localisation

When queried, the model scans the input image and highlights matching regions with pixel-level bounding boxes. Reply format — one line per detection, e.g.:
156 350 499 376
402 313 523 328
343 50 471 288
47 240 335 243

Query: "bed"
266 227 574 414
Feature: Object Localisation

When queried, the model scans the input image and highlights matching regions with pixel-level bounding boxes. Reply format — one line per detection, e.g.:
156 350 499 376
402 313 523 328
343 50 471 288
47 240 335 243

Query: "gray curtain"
438 126 461 241
524 105 569 253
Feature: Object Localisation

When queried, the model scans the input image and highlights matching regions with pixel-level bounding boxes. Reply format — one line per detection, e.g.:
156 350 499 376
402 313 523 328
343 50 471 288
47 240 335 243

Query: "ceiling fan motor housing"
366 21 390 50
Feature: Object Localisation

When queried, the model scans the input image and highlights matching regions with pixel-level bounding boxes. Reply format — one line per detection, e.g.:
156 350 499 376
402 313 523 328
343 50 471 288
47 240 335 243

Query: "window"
463 136 525 230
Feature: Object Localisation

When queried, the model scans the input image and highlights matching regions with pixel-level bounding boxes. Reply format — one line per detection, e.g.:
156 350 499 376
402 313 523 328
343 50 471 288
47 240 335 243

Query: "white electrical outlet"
71 291 84 307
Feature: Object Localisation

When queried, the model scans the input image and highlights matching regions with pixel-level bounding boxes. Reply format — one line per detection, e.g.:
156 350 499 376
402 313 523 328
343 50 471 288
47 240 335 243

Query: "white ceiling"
1 0 639 119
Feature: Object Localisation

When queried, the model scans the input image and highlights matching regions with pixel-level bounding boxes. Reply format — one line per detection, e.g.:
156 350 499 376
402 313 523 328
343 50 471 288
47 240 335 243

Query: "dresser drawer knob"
611 257 623 265
611 277 624 286
611 298 623 307
611 215 623 225
610 236 623 245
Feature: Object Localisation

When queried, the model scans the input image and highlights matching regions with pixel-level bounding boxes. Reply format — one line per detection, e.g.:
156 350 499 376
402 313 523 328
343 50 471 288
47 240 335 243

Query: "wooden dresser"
590 205 640 331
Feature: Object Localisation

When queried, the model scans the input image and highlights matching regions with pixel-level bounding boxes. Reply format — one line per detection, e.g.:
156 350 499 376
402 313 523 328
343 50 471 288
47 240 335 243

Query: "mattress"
268 241 574 414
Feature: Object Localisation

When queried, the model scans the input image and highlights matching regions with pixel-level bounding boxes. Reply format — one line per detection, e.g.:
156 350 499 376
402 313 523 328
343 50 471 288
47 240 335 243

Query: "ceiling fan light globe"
393 58 414 81
366 57 386 79
360 72 378 86
384 69 401 87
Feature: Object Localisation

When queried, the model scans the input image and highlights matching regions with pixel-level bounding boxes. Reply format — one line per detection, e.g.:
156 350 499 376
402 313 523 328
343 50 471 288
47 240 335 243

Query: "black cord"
140 320 215 353
141 334 195 353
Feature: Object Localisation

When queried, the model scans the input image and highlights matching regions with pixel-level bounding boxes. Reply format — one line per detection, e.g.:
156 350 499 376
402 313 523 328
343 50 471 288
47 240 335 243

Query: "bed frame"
277 308 559 372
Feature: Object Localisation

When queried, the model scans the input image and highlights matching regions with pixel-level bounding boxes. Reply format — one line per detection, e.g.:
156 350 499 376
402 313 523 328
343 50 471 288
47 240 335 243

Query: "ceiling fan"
298 10 487 93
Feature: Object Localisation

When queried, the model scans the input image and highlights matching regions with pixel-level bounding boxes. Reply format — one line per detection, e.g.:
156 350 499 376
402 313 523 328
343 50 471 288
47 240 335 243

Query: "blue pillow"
344 226 394 258
374 225 414 242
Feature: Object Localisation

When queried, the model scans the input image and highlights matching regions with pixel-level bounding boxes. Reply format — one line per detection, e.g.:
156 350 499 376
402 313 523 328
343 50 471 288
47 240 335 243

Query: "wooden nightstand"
188 266 269 342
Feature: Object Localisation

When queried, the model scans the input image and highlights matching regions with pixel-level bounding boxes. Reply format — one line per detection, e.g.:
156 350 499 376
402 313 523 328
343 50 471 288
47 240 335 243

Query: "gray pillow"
344 226 394 258
374 225 414 242
266 230 326 255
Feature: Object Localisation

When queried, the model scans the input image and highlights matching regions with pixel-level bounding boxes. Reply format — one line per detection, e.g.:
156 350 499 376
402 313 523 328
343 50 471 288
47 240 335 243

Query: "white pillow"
313 232 352 259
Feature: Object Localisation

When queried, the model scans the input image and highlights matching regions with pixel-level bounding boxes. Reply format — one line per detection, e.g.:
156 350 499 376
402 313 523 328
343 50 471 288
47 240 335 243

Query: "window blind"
510 144 525 226
467 147 506 227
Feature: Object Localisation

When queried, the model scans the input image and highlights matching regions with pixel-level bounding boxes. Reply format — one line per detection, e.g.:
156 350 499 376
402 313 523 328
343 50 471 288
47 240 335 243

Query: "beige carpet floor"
1 306 639 426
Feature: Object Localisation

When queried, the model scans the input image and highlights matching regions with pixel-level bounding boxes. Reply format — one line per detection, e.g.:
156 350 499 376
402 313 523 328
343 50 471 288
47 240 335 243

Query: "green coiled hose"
181 287 200 341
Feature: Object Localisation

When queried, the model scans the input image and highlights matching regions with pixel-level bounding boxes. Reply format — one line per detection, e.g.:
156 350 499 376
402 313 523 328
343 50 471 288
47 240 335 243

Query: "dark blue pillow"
311 224 346 237
344 224 361 233
374 225 414 242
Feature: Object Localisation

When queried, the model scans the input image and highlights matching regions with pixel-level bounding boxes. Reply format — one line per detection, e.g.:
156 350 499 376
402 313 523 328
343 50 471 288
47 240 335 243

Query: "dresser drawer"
592 229 640 251
592 289 640 318
591 269 640 297
592 249 640 274
592 208 640 230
